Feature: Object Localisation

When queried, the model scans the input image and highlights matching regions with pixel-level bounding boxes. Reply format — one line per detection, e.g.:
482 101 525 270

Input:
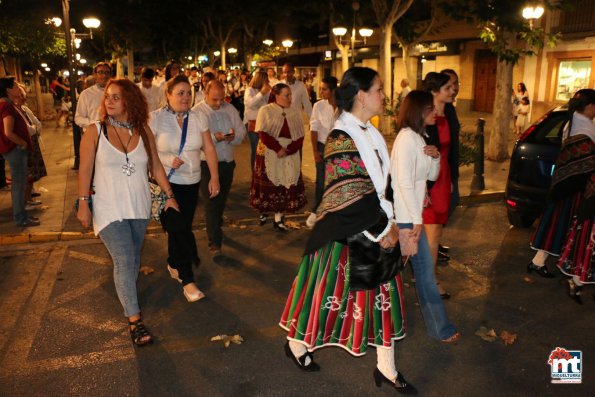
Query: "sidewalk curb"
0 194 503 246
459 191 505 206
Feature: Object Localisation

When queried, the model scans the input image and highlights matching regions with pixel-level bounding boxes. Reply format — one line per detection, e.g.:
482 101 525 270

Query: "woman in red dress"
422 72 456 298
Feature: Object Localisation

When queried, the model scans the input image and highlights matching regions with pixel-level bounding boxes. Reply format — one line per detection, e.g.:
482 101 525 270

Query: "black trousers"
167 182 199 285
73 124 82 169
200 160 235 248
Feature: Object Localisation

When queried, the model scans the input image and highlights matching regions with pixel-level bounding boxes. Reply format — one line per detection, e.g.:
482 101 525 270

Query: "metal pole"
62 0 77 127
471 118 485 192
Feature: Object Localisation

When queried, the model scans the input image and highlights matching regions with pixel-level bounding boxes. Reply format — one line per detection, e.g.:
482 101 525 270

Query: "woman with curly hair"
77 78 180 347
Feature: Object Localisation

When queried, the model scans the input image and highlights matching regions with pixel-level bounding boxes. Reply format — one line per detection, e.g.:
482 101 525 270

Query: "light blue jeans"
99 219 149 317
398 223 457 340
3 146 28 224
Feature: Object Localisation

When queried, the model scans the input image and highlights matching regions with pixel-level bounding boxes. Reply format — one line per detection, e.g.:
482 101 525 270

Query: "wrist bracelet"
165 194 175 200
78 196 90 201
363 219 396 243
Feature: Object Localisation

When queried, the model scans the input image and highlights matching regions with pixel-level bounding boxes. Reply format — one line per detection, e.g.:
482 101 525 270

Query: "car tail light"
506 199 517 208
519 124 536 141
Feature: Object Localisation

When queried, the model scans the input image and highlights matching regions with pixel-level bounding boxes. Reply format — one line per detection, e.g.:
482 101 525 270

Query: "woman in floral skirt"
279 67 417 394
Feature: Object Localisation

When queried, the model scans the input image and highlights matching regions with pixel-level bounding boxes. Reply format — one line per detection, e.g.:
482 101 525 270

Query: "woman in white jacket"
390 90 460 343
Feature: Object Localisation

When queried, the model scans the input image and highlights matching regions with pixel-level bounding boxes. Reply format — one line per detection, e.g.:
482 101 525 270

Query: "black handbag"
347 222 404 291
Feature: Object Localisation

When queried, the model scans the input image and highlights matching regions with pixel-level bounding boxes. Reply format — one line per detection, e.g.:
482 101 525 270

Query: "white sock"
573 275 584 287
274 212 283 222
532 250 548 267
376 345 398 382
289 340 311 365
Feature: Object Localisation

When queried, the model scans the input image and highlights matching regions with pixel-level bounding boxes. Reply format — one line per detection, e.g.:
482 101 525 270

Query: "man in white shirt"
279 63 312 117
137 67 161 112
75 62 111 133
307 76 338 228
192 80 246 256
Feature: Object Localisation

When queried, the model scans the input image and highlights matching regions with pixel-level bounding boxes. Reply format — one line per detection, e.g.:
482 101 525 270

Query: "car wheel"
507 209 536 228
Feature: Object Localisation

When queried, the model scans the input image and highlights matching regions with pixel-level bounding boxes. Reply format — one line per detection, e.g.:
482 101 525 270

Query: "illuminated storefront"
555 59 592 101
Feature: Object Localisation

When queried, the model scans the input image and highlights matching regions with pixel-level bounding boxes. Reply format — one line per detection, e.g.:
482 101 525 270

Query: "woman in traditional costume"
279 67 417 394
552 89 595 303
529 89 595 286
249 83 307 231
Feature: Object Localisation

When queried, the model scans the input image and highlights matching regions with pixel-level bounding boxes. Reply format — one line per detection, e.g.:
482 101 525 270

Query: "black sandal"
129 318 154 347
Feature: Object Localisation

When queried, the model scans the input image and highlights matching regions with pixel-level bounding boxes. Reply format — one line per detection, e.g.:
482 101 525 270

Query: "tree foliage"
440 0 561 64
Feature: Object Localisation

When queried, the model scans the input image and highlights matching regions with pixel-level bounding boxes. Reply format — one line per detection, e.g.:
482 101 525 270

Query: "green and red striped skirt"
279 241 406 356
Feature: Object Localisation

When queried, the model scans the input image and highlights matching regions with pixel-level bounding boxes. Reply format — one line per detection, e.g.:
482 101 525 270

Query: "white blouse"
92 122 151 235
243 87 270 123
390 127 440 225
149 108 208 185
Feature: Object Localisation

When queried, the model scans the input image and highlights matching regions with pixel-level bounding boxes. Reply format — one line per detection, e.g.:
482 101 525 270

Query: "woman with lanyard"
0 76 37 227
77 79 180 347
150 75 220 302
249 83 307 230
280 67 417 394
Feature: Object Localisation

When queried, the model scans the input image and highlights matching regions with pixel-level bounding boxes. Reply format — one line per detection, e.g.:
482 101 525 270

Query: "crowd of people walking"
1 55 592 394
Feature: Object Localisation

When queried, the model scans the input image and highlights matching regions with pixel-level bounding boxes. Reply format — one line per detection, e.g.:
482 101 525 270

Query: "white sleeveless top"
92 122 151 235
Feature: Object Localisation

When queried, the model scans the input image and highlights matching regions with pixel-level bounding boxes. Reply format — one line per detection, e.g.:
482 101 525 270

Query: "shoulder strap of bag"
166 114 189 179
89 122 106 193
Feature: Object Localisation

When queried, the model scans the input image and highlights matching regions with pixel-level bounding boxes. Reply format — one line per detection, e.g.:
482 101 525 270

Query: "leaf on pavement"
139 266 154 275
475 326 497 342
285 220 302 230
211 334 244 348
523 276 535 284
499 330 517 346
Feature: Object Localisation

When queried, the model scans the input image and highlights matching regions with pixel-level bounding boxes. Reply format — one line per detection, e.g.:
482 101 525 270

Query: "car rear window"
524 111 567 144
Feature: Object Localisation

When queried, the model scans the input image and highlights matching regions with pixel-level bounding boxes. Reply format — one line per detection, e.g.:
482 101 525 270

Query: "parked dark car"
505 105 568 227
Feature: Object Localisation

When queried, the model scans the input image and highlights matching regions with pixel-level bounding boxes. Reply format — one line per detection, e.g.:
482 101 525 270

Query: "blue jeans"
398 223 457 340
3 147 28 224
99 219 149 317
248 131 259 172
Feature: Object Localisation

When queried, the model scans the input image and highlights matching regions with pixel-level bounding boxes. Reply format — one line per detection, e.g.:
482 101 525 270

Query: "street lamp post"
332 1 373 73
522 4 545 28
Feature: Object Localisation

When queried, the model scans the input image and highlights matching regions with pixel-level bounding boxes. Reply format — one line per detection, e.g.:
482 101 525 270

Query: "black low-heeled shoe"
259 214 267 226
273 220 289 232
567 279 583 305
438 251 450 262
129 318 154 347
438 244 450 254
284 342 320 372
373 368 418 395
527 262 556 278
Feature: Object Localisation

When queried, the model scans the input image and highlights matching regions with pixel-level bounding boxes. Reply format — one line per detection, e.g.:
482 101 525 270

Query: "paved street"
1 202 594 396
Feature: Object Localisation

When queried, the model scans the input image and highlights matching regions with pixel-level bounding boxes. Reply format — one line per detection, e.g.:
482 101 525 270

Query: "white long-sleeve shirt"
137 83 162 112
149 108 208 185
75 84 104 131
192 100 246 162
310 99 335 144
279 79 312 117
243 87 270 123
390 127 440 224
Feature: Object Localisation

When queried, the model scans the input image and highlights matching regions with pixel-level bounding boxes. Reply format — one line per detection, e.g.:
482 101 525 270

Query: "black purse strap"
89 122 107 194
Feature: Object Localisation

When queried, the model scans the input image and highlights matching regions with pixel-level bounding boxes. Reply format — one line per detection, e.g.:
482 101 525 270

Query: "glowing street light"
281 39 293 52
41 63 48 68
214 51 221 57
228 47 238 54
522 4 545 28
263 39 273 46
